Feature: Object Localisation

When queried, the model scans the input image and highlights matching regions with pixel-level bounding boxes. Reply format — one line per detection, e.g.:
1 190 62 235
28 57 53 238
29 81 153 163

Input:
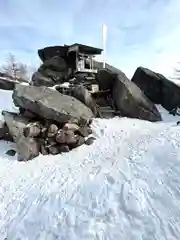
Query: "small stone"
65 130 77 145
48 146 59 155
47 124 58 137
6 149 16 156
77 127 90 137
58 145 70 153
63 123 80 131
40 145 49 155
85 137 96 145
23 124 41 138
87 127 93 134
76 136 85 147
41 127 48 138
56 130 66 144
78 118 88 127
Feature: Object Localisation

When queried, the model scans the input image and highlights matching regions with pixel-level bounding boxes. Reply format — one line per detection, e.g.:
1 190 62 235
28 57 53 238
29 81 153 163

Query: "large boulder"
41 56 67 72
111 72 162 122
31 56 68 87
131 67 180 111
12 84 94 124
2 111 40 161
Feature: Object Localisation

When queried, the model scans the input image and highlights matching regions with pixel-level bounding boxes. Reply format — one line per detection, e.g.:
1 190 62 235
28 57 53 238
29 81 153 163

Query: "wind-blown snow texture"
0 89 180 239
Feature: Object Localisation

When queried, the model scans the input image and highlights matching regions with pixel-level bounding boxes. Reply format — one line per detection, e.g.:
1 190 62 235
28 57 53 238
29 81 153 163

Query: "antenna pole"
102 24 107 68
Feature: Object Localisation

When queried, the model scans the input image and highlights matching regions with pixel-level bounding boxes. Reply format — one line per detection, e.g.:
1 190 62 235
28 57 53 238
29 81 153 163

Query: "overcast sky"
0 0 180 78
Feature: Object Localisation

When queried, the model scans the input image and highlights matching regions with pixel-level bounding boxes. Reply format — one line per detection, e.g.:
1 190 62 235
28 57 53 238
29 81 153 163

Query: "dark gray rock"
131 67 180 111
40 144 49 155
6 149 16 156
112 72 162 122
12 85 94 124
48 145 60 155
38 45 69 62
70 85 98 116
19 107 38 119
58 145 70 153
77 127 91 138
0 77 16 90
85 137 96 145
0 120 13 142
31 56 68 87
96 69 115 91
41 56 67 72
31 71 55 87
3 111 40 161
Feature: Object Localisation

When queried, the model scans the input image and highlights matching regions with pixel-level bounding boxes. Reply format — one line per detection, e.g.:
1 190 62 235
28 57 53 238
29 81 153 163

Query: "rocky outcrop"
112 72 162 122
13 84 94 124
131 67 180 111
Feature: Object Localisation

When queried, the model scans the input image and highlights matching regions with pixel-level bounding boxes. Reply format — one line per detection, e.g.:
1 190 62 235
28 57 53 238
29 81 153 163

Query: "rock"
112 72 162 122
40 144 49 155
6 149 16 156
85 137 96 145
31 71 55 87
131 67 180 111
76 136 85 147
13 85 94 124
70 85 98 116
96 69 115 91
65 130 77 145
48 145 60 155
58 145 70 153
0 76 16 90
3 111 40 161
77 127 90 137
63 123 80 131
39 68 67 84
0 120 13 142
41 56 67 73
23 122 41 138
38 45 69 62
47 124 58 137
56 130 66 144
40 128 48 139
19 108 38 119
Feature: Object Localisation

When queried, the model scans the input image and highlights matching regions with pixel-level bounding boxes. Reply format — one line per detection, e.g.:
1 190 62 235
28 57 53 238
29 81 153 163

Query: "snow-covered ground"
1 89 180 239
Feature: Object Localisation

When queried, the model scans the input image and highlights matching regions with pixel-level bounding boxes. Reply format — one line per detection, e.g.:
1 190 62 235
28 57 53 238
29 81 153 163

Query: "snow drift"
0 89 180 239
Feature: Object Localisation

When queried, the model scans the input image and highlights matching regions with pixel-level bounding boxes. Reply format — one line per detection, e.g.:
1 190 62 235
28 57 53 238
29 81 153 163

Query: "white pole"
102 24 107 68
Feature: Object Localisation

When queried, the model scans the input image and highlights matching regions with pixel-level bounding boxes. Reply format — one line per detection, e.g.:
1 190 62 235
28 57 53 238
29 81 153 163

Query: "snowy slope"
1 90 180 239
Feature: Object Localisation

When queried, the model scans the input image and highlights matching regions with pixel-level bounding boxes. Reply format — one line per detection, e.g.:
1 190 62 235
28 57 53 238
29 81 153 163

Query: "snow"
1 90 180 239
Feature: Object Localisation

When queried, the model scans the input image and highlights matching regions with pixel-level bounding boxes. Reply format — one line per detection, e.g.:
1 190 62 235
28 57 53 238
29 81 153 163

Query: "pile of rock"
0 84 95 161
30 45 162 122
